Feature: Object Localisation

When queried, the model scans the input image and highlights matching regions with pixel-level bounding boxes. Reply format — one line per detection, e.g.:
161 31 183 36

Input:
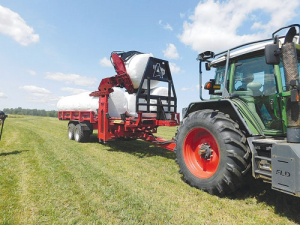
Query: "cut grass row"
0 116 299 224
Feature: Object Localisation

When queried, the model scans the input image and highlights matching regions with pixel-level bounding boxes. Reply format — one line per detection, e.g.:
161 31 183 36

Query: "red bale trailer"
58 51 180 151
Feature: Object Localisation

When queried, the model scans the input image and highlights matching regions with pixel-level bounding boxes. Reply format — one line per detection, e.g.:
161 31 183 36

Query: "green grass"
0 116 300 224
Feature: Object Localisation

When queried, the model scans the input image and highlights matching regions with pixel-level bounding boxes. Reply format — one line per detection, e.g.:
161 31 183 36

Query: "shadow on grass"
228 175 300 223
0 150 29 157
89 134 175 160
88 135 299 222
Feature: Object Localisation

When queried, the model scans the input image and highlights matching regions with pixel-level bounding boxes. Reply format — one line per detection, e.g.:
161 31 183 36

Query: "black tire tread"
74 124 90 142
68 123 76 140
175 110 251 195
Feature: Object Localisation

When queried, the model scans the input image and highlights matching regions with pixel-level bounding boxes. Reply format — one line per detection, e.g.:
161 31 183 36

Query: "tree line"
3 107 58 117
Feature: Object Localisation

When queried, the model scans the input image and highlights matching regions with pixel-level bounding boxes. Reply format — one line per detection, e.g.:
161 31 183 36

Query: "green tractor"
175 24 300 197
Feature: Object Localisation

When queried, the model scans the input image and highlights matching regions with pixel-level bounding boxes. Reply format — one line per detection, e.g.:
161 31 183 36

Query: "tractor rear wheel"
175 110 250 195
68 123 76 140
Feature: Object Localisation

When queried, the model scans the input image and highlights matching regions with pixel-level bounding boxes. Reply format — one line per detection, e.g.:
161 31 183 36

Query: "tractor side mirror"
265 44 280 65
205 62 211 71
204 79 221 95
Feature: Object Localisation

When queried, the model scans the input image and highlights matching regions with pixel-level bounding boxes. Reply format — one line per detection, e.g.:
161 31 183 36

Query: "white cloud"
99 57 113 67
163 43 179 60
181 85 200 91
20 85 59 103
169 62 181 74
179 0 300 53
159 20 173 31
20 85 51 95
27 96 60 103
61 87 90 95
28 70 36 76
0 5 39 46
0 92 7 98
181 87 190 91
45 72 97 87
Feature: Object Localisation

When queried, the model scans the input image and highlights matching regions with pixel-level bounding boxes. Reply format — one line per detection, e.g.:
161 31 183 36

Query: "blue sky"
1 0 300 114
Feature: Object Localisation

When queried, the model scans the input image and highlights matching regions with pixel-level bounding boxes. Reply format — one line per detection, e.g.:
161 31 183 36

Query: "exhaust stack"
281 27 300 142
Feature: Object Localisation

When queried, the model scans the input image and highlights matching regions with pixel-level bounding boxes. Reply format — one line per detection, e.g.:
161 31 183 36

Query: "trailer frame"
58 51 180 151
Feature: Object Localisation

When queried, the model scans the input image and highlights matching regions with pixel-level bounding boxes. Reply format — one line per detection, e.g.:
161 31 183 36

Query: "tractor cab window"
233 55 276 96
211 64 228 95
232 53 283 132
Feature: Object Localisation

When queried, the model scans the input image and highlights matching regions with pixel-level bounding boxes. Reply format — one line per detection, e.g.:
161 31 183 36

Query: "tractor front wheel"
175 110 250 195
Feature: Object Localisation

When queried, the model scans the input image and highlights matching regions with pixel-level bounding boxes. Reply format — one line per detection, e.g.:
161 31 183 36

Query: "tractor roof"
209 37 298 66
210 41 272 66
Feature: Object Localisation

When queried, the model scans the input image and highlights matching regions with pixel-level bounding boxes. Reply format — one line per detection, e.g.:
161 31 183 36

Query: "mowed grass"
0 116 300 224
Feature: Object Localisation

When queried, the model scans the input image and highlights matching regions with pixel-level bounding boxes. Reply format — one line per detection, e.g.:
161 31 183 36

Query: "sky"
1 0 300 114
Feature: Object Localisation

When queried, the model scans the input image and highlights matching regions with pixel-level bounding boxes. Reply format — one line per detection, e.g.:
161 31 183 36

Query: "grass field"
0 115 300 224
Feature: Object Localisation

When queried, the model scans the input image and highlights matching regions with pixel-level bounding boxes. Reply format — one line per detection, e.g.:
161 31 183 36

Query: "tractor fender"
184 99 253 136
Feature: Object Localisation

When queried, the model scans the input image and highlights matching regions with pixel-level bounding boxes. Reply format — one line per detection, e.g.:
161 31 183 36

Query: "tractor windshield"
211 63 228 96
214 65 225 94
231 52 283 132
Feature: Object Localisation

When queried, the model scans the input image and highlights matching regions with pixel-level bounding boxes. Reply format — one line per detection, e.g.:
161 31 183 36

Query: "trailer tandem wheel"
175 110 250 195
74 123 90 142
68 123 76 140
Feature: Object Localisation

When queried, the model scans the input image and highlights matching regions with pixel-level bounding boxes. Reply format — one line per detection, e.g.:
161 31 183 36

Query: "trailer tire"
88 123 93 135
174 110 250 195
74 124 89 142
68 123 76 140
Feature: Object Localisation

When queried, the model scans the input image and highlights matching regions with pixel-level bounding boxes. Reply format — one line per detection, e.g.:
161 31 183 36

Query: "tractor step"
254 169 271 177
252 138 286 144
254 155 271 161
250 137 286 182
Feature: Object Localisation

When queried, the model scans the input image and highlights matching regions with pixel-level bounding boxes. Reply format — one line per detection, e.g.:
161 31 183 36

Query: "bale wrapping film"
108 87 128 117
125 92 156 118
57 92 99 113
125 53 159 89
150 87 174 112
57 88 127 117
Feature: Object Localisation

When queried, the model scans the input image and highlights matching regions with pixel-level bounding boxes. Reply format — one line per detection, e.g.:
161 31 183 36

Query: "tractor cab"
212 50 284 135
197 35 291 137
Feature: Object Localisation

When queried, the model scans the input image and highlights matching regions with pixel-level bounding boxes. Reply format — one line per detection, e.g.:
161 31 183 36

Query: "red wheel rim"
183 128 220 179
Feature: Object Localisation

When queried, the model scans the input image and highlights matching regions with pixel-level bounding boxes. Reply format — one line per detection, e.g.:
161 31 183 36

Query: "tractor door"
230 52 284 135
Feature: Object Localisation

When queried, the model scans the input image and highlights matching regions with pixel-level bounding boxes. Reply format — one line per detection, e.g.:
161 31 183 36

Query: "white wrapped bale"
125 87 174 119
125 92 156 118
107 87 128 117
57 88 127 117
125 53 159 89
149 87 175 112
57 92 99 113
